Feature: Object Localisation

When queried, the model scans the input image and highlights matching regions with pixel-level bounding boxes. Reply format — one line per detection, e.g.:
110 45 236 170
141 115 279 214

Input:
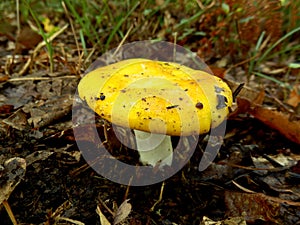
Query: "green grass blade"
253 71 292 90
25 0 54 73
249 31 266 75
257 26 300 65
104 1 140 51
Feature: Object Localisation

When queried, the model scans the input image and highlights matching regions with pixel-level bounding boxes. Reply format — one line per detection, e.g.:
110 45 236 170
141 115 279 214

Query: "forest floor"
0 1 300 224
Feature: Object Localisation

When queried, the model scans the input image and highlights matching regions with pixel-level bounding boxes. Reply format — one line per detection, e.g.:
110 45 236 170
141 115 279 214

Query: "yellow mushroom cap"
78 58 232 136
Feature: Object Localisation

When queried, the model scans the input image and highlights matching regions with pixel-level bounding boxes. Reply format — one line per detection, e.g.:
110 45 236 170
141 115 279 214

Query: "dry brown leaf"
286 85 300 108
252 90 265 105
15 26 42 53
225 191 300 223
0 157 26 204
113 199 132 225
226 79 300 144
96 205 111 225
2 109 30 131
249 106 300 144
200 216 247 225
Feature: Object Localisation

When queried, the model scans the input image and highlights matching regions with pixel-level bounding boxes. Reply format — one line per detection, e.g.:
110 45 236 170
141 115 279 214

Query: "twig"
231 180 256 193
8 75 77 82
16 0 20 36
62 1 82 73
2 200 18 225
98 197 115 216
112 24 134 59
56 217 85 225
124 176 133 200
150 182 165 211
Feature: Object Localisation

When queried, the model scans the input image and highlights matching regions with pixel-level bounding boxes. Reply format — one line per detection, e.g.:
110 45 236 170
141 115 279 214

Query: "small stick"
2 200 18 225
98 197 115 216
112 24 134 59
124 176 133 200
150 181 165 212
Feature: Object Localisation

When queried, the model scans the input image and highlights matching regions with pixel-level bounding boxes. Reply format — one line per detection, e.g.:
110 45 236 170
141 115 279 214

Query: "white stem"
134 130 173 167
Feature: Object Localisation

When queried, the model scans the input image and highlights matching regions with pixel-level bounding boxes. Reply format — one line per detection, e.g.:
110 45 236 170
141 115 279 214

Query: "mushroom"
78 58 232 167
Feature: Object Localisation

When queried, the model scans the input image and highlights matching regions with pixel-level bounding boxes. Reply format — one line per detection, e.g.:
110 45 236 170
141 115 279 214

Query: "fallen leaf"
200 215 247 225
249 106 300 144
286 85 300 108
2 109 30 131
113 199 132 225
252 90 265 105
225 191 300 223
15 26 42 53
0 157 26 204
96 205 111 225
228 82 300 145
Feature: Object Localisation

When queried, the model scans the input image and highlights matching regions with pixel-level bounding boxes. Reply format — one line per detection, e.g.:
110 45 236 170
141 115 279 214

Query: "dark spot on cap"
124 74 129 77
100 93 106 100
216 94 227 109
195 102 203 109
215 86 224 93
184 89 188 91
166 105 179 109
142 98 146 102
120 89 126 93
224 96 228 103
95 93 106 101
179 97 183 101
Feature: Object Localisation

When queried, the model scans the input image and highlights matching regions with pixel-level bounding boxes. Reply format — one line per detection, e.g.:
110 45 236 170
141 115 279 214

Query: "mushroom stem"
134 130 173 167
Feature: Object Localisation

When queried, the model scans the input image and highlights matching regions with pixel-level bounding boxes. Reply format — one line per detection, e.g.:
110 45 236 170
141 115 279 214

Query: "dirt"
0 77 299 225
